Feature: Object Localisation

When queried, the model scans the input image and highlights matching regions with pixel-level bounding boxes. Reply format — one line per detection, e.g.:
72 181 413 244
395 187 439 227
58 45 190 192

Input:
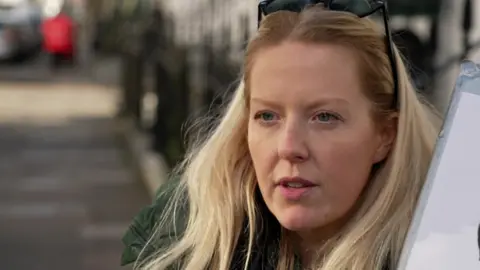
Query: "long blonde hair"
138 6 440 270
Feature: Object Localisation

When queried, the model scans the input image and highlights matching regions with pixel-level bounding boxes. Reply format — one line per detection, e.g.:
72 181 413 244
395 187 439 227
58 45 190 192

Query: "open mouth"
281 182 314 188
276 178 318 200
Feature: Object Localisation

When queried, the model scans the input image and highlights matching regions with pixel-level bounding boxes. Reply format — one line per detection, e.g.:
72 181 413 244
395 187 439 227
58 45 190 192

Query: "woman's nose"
277 126 309 163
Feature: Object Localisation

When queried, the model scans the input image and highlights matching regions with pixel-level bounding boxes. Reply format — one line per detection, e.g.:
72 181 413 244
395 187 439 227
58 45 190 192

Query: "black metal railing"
98 6 241 169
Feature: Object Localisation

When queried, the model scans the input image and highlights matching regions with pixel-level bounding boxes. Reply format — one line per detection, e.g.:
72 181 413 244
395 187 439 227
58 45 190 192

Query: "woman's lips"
277 185 316 200
276 177 318 200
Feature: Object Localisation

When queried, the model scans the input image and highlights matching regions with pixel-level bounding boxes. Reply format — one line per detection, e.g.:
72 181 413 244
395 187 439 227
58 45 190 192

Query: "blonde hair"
137 6 440 270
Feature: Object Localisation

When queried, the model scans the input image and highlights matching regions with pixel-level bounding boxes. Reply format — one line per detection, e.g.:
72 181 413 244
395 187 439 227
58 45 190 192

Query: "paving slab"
0 83 150 270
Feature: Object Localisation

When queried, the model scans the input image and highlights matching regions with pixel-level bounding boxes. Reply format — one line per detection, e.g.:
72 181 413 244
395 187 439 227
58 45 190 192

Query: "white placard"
398 61 480 270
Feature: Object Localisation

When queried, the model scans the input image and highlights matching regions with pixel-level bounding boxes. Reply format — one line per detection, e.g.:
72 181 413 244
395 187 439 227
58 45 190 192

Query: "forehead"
249 42 366 105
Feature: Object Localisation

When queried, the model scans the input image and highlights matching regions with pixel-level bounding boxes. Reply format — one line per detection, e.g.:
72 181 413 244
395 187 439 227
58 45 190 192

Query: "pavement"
0 52 121 86
0 81 151 270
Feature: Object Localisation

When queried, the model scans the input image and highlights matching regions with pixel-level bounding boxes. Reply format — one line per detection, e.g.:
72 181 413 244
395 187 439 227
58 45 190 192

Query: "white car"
0 1 42 61
0 21 21 60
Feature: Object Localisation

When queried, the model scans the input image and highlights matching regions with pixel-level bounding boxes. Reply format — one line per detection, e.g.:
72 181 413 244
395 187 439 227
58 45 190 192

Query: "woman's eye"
254 111 277 122
314 112 340 123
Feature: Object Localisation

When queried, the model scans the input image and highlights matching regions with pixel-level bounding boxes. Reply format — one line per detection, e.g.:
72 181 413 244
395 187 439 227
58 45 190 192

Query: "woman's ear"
373 113 398 163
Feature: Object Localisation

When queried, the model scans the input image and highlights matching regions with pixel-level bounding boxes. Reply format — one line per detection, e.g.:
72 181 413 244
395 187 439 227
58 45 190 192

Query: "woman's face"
247 42 394 241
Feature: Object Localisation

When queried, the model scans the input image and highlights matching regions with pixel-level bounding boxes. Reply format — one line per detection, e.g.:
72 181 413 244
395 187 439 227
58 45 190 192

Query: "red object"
41 13 75 55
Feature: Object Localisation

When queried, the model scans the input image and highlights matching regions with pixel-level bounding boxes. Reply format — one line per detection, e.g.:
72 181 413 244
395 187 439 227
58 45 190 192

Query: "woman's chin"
280 220 317 232
275 207 321 232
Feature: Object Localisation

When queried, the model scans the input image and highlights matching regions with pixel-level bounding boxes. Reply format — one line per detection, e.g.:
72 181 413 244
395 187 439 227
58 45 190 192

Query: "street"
0 79 149 270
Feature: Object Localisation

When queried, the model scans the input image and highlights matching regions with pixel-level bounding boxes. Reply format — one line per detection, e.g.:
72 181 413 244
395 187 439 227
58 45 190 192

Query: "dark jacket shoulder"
121 178 186 266
121 180 392 270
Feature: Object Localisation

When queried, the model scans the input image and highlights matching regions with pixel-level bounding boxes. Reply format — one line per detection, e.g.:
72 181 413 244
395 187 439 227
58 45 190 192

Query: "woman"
121 3 440 270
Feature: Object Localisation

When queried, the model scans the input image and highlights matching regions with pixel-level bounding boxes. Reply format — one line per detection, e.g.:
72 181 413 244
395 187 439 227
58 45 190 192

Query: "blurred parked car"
0 20 19 60
0 1 42 61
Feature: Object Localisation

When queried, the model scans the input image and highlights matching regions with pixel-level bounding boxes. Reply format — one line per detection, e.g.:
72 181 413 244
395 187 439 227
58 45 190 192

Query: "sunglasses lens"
263 0 312 15
329 0 375 15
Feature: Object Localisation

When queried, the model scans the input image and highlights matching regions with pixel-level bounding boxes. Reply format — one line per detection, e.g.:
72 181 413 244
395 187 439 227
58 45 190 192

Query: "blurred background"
0 0 479 269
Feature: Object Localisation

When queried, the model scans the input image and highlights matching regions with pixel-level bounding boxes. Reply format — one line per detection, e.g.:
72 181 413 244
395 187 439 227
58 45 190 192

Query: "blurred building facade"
103 0 480 166
158 0 480 113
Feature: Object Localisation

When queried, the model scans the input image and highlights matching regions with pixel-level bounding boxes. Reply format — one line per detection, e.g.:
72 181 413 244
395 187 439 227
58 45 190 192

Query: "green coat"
121 179 186 266
120 179 292 269
120 180 389 270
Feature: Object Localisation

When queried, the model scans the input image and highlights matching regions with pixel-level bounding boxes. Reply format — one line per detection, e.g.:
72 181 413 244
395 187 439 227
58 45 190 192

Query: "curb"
115 117 169 198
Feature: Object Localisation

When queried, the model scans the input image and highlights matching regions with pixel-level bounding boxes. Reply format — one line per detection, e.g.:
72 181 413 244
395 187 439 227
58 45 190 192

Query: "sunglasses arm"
258 5 262 28
380 4 399 109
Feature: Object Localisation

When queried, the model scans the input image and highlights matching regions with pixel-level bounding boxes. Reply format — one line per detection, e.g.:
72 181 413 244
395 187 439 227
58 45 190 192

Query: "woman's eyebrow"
250 97 283 110
304 98 350 111
250 97 349 109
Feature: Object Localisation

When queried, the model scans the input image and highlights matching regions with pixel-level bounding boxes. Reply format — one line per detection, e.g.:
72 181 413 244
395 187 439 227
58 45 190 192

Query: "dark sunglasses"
257 0 399 109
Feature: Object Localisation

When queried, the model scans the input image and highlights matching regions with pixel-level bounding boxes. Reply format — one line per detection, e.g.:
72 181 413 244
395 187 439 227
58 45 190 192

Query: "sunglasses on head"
257 0 399 109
